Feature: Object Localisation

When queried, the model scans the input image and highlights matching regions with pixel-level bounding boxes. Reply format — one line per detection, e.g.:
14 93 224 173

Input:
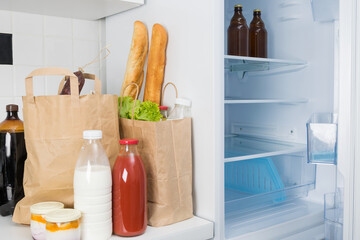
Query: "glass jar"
167 98 192 120
73 130 112 240
45 208 81 240
30 201 64 240
113 139 147 236
159 106 169 120
0 104 27 216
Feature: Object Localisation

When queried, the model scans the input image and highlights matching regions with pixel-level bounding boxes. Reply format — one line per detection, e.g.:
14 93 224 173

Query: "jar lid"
44 209 81 223
175 98 192 107
6 104 18 112
83 130 102 139
159 105 168 110
119 139 139 145
30 202 64 215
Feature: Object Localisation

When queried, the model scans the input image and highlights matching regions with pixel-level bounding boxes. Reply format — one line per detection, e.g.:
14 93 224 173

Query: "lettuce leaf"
134 101 162 122
118 97 161 121
118 96 141 119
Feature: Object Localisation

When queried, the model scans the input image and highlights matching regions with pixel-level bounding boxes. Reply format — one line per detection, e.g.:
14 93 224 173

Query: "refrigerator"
106 0 358 239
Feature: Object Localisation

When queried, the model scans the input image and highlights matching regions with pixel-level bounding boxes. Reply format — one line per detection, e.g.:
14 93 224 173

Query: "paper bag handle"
119 83 140 120
161 82 178 106
26 67 78 97
57 72 102 95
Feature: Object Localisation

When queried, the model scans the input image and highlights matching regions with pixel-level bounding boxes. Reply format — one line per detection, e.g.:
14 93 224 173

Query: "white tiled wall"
0 10 105 121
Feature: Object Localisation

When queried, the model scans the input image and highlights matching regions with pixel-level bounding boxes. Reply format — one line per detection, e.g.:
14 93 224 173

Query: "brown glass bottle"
227 5 249 56
249 9 268 58
0 104 27 216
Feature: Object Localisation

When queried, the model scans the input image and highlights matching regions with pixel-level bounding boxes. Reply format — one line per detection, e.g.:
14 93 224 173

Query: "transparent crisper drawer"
225 153 316 237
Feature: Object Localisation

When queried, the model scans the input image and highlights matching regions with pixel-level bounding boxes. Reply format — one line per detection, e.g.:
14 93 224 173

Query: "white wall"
106 0 216 222
0 10 104 121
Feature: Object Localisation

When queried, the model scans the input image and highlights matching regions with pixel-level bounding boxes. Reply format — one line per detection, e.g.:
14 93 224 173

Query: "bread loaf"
121 21 149 99
143 24 168 105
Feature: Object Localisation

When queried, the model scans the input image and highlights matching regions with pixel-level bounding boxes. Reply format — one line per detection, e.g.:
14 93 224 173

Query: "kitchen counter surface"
0 215 214 240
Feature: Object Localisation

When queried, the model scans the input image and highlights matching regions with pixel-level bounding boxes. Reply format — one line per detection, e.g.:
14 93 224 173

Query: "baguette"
143 24 168 105
121 21 149 99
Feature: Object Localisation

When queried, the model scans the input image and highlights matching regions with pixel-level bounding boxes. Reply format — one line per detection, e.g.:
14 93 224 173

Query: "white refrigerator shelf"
224 98 309 105
225 135 306 162
225 199 324 240
224 55 307 73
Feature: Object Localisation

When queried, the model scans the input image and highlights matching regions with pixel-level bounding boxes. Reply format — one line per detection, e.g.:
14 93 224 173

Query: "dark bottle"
0 104 27 216
249 9 268 58
227 5 249 56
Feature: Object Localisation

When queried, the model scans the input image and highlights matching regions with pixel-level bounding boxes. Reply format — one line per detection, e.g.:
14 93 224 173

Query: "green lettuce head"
118 96 141 119
134 101 162 122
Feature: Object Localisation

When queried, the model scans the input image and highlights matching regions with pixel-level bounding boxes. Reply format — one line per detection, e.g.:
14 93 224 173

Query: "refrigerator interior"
223 0 339 238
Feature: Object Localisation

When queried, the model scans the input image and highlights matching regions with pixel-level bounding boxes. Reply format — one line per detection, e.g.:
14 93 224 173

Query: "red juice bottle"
112 139 147 236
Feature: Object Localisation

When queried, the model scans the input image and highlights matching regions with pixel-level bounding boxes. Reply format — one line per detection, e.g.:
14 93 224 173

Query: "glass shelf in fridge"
224 98 309 105
224 55 307 75
225 135 306 162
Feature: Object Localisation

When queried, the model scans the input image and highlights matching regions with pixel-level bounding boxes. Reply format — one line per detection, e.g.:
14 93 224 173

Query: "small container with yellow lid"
45 208 82 240
30 201 64 240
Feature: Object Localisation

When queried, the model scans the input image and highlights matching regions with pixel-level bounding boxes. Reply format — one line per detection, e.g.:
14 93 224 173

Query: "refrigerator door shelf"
311 0 339 22
307 113 338 165
324 192 343 240
225 135 306 162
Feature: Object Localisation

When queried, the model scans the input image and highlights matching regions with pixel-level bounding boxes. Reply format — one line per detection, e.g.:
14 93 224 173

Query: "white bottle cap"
30 202 64 215
44 209 82 223
83 130 102 139
175 98 192 107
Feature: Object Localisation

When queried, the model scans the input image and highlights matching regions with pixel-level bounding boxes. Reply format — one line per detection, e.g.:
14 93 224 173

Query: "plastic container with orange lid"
45 208 82 240
30 201 64 240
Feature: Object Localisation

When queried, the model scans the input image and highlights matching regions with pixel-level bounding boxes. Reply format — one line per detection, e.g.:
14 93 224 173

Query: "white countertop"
0 215 214 240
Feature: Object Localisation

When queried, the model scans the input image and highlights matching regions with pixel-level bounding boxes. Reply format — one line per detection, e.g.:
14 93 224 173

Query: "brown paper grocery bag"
13 68 120 224
119 118 193 227
119 83 193 227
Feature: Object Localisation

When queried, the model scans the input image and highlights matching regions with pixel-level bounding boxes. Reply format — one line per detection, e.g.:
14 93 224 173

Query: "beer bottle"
249 9 268 58
227 5 249 56
0 104 27 216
